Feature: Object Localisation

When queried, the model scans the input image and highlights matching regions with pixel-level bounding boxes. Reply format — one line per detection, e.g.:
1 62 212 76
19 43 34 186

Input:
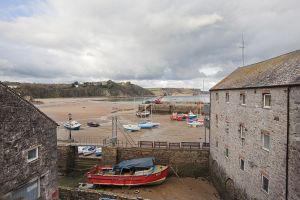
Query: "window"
240 158 245 171
226 92 229 102
262 175 269 193
215 114 218 127
263 94 271 108
225 122 229 133
216 140 218 147
262 133 270 151
225 148 229 158
216 92 219 101
240 124 245 139
240 93 246 105
27 147 38 162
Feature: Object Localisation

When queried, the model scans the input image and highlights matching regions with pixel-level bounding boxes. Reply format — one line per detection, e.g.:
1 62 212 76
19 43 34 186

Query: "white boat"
83 146 96 156
187 120 203 127
64 121 81 130
95 147 102 157
123 124 141 132
78 146 89 154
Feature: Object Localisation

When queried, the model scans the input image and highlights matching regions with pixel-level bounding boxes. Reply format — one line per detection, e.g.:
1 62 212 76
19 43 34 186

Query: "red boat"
170 113 186 121
86 157 169 186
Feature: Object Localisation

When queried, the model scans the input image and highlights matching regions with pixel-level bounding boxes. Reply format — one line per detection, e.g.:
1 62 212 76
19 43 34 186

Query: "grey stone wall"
210 87 288 199
58 145 76 175
288 86 300 200
0 84 58 199
58 146 209 178
116 147 209 177
59 186 138 200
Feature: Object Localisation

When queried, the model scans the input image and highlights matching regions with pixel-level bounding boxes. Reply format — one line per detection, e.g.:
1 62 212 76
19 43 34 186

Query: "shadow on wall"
210 159 248 200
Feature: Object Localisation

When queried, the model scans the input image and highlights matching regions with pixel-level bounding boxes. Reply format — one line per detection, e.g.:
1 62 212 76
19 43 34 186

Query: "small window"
262 134 270 151
216 140 218 147
226 92 229 102
240 93 246 105
216 92 219 101
27 147 38 162
263 94 271 108
225 148 229 158
240 158 245 171
215 114 218 127
240 124 245 139
225 122 229 133
262 175 269 193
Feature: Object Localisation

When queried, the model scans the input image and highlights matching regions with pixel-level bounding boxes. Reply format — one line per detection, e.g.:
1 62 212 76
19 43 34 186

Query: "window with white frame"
240 158 245 171
262 175 269 193
27 147 39 162
263 93 271 108
226 92 229 103
240 93 246 105
240 124 245 139
262 133 270 151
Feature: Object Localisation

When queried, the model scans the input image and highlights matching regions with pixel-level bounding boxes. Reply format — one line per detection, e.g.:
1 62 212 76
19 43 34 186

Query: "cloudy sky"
0 0 299 89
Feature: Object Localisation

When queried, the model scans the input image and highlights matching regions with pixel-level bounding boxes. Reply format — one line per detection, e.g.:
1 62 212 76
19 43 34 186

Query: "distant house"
0 82 58 199
209 50 300 200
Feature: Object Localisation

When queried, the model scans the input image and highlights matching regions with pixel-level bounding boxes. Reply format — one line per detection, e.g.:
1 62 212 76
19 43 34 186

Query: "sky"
0 0 299 90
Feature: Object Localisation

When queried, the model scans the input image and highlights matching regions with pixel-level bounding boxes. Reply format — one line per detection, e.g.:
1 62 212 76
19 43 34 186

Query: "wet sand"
41 98 217 200
37 98 209 144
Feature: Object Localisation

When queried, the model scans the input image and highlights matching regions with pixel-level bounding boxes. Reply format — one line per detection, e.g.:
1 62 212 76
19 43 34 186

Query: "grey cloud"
0 0 299 89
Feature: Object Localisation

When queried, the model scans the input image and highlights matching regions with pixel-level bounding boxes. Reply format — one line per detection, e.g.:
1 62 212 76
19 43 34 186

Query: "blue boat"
138 121 160 129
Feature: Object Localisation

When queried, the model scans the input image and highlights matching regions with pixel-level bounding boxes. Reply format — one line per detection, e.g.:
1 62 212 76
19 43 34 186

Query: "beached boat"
123 124 141 132
87 121 100 127
86 157 169 186
187 119 204 127
64 121 81 130
187 111 197 119
95 147 102 157
138 121 160 129
170 113 186 121
136 111 150 117
83 146 96 156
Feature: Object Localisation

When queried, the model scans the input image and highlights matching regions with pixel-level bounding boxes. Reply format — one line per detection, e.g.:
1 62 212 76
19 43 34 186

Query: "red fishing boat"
86 157 169 186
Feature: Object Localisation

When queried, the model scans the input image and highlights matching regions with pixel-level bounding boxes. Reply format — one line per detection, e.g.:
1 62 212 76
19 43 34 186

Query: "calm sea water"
96 94 210 103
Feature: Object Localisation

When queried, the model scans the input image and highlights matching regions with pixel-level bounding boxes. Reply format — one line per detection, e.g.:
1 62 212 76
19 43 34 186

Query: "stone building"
0 82 58 199
209 50 300 200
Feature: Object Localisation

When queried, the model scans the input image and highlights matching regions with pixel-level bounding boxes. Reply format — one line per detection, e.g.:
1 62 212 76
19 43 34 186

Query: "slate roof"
0 82 58 126
211 50 300 90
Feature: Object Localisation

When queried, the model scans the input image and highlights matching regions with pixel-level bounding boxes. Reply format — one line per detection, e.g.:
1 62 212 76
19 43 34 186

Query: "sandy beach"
37 98 209 145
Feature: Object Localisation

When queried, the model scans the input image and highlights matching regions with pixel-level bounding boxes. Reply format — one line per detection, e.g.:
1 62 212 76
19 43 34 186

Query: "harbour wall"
57 144 209 178
138 103 207 114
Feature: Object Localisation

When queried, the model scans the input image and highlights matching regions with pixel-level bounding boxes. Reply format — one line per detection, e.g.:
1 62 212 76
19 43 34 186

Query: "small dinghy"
87 121 100 127
136 111 150 117
187 111 197 119
83 146 96 156
138 121 160 129
123 124 141 132
86 157 169 186
187 119 204 127
64 121 81 130
95 147 102 157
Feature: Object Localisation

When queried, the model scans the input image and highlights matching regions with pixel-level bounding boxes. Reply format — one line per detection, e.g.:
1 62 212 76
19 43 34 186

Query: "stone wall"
115 147 209 177
210 88 288 199
59 187 138 200
57 144 76 175
0 83 58 199
139 103 204 114
288 86 300 200
58 146 209 178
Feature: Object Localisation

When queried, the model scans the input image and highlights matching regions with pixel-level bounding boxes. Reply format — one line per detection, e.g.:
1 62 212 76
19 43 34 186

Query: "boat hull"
86 165 169 186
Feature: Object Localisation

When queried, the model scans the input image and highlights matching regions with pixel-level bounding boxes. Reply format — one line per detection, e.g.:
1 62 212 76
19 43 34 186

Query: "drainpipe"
286 87 290 200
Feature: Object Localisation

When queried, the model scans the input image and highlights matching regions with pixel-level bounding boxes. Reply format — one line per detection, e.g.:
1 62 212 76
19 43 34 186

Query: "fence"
138 141 209 149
